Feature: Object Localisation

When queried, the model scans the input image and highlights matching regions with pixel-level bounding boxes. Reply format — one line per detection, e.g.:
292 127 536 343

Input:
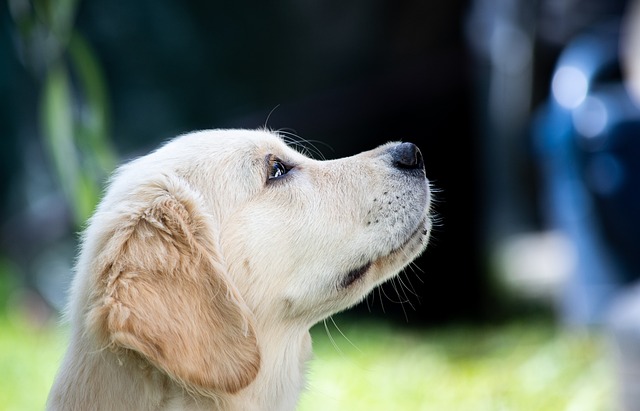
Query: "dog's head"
78 129 431 396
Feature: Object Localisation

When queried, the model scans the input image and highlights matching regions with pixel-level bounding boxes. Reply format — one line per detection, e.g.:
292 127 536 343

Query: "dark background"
0 0 633 326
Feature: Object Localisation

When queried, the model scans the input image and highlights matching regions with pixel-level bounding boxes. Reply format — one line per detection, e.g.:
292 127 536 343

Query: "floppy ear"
91 186 260 394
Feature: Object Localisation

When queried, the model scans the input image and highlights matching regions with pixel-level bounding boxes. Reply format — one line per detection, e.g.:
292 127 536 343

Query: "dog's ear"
92 186 260 394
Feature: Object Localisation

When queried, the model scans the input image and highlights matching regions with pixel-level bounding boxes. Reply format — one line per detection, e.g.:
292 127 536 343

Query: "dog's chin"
340 215 431 291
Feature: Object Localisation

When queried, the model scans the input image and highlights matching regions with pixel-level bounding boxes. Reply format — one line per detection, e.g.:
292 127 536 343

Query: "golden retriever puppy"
46 129 432 411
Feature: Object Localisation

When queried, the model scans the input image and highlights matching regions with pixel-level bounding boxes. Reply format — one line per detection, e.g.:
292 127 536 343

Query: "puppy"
46 129 432 411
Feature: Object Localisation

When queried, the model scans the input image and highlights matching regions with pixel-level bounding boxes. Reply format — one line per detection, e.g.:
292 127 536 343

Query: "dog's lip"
339 216 429 289
340 261 373 288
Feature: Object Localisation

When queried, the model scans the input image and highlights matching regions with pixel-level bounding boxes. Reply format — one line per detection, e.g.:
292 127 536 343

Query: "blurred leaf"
0 259 20 308
76 174 99 225
11 0 116 228
68 32 116 174
40 63 90 224
33 0 78 41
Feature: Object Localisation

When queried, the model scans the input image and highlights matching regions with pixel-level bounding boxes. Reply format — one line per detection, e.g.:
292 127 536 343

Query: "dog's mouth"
340 262 373 288
339 216 429 289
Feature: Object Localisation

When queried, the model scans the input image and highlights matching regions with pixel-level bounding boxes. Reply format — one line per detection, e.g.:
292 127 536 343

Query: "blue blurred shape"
533 20 640 326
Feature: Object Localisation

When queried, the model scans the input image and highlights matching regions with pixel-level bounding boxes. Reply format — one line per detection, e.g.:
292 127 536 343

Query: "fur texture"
46 129 432 411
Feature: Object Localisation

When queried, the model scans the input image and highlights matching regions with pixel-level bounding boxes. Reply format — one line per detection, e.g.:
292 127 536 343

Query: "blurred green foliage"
9 0 116 225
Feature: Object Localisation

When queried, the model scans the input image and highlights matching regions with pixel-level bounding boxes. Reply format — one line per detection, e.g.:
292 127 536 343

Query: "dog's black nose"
392 142 424 170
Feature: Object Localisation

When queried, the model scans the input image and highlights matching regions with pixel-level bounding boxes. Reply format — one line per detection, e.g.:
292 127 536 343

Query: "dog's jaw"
339 214 431 290
335 211 431 312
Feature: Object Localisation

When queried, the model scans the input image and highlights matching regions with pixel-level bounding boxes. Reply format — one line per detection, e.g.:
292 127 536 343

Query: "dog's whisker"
283 130 327 158
277 130 312 158
414 269 425 284
381 280 410 305
387 278 404 304
323 318 344 355
329 316 363 354
397 271 420 298
400 267 424 310
410 260 425 275
276 129 331 160
393 275 412 304
365 290 373 312
377 287 386 314
378 287 390 314
296 138 333 161
398 277 417 313
276 129 303 146
389 278 411 322
263 104 281 130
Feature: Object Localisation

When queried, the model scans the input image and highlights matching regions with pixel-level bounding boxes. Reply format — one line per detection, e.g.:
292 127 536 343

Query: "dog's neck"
240 322 313 410
47 324 312 411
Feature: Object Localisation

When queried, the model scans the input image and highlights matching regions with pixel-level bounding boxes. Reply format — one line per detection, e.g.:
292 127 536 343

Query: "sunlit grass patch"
299 318 613 411
0 314 67 411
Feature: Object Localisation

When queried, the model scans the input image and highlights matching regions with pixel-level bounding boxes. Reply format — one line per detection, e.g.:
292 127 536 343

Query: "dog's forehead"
245 132 311 163
213 130 301 158
249 132 292 155
166 130 298 167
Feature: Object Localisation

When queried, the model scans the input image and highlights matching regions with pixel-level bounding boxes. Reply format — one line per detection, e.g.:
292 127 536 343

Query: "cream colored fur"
46 129 432 411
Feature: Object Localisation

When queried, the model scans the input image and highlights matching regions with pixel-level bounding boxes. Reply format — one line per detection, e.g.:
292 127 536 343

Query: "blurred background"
1 0 640 409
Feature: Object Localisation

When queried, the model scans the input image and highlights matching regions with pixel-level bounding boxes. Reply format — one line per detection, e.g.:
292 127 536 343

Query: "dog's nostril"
393 142 424 170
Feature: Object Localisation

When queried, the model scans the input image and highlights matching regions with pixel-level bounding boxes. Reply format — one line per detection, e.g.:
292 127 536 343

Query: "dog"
46 129 432 411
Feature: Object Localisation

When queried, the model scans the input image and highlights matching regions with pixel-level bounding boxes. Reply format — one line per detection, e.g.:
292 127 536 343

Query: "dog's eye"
268 159 288 180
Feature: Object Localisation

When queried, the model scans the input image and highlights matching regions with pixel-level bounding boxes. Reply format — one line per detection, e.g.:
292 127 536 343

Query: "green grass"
299 319 614 411
0 310 613 411
0 314 67 411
